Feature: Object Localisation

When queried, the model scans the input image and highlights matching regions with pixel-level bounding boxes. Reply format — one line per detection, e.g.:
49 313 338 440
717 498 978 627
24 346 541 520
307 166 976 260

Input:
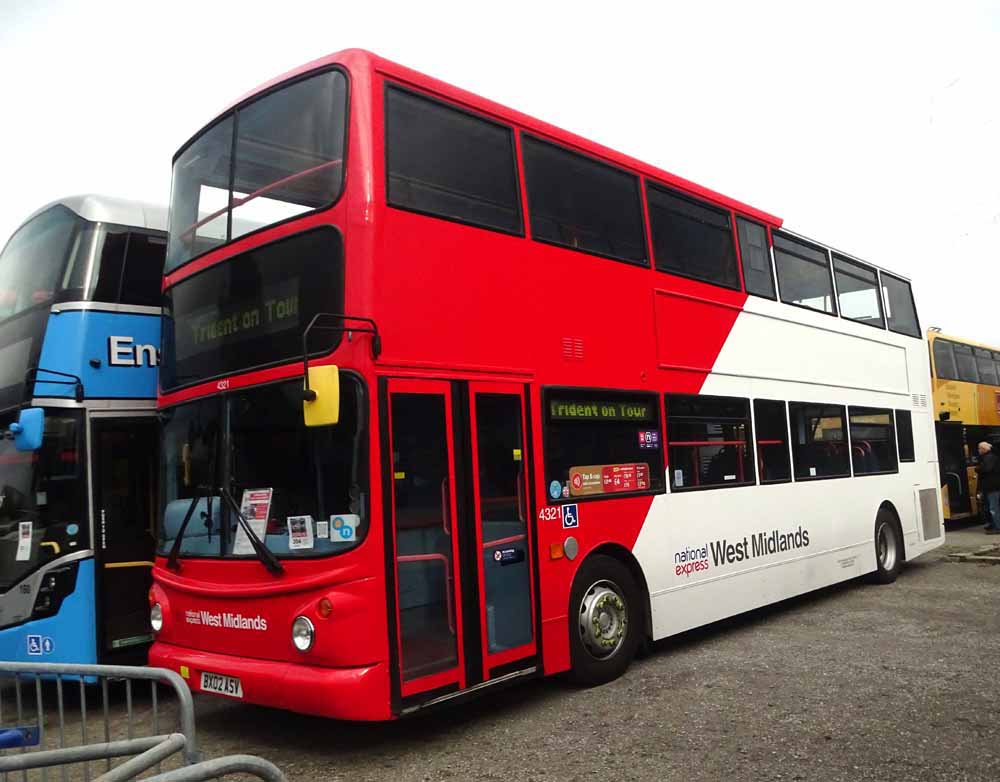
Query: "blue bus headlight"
150 603 163 633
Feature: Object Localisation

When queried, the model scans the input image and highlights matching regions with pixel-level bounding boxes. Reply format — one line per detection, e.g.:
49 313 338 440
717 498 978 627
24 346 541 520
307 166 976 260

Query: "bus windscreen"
0 411 86 590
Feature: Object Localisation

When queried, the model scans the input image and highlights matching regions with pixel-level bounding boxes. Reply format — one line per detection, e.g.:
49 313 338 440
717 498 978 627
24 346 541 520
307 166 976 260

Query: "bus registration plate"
200 672 243 698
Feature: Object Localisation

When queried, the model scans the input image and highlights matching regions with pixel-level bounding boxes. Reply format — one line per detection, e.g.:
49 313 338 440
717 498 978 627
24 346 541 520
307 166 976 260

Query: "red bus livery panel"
150 49 942 721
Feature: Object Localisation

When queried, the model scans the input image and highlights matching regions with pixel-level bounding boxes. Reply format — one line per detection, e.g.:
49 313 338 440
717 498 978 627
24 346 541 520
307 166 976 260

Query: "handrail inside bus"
178 158 342 241
516 469 526 524
679 440 749 485
482 533 525 550
669 440 747 446
441 478 450 537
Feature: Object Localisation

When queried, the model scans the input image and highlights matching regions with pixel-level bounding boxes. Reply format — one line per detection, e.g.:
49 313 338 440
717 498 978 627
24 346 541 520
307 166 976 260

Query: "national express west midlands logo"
184 609 267 631
674 526 810 578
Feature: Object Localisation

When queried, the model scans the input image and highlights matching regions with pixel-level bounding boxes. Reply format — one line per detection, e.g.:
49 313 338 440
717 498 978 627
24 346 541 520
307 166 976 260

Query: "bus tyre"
567 555 642 686
870 508 903 584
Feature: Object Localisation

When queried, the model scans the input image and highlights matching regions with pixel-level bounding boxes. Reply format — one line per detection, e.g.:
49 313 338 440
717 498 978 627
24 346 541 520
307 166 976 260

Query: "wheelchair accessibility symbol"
561 504 579 529
26 635 54 656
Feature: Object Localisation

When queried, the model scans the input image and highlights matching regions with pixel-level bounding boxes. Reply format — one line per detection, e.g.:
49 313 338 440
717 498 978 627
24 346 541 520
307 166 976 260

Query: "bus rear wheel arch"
869 503 905 584
566 553 644 686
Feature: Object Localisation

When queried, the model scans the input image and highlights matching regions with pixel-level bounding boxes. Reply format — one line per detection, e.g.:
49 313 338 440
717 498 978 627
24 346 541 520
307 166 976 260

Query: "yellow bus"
929 328 1000 521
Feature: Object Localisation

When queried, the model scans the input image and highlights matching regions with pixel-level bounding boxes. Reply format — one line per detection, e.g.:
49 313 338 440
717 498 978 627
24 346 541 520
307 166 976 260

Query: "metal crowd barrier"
0 662 285 782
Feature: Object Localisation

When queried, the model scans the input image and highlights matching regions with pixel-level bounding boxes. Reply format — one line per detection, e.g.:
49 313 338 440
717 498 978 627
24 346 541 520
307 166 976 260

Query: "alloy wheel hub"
579 581 627 659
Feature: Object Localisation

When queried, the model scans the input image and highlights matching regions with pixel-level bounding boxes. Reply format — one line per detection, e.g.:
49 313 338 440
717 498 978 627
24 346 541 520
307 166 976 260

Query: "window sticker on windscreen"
330 514 359 542
15 521 32 562
638 430 660 449
287 515 315 550
233 488 272 555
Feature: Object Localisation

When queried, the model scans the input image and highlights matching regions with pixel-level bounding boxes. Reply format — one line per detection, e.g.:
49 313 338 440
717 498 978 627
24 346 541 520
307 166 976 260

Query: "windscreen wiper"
220 487 284 576
165 485 205 572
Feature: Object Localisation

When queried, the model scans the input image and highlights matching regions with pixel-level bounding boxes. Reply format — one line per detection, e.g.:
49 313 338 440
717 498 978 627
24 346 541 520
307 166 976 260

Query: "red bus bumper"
150 641 393 721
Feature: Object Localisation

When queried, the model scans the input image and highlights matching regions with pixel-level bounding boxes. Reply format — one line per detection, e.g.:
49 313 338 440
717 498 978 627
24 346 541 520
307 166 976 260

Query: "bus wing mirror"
11 407 44 452
303 366 340 427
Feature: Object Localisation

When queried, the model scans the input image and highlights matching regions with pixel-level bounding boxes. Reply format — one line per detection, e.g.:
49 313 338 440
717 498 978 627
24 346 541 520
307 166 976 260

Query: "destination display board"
549 399 655 422
162 227 343 391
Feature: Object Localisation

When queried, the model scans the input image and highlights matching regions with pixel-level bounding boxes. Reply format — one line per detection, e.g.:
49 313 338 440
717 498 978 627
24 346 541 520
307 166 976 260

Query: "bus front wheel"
567 554 642 686
870 507 904 584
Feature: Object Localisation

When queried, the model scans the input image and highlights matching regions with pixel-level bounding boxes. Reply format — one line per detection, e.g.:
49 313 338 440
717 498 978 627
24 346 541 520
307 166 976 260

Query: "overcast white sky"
1 0 997 343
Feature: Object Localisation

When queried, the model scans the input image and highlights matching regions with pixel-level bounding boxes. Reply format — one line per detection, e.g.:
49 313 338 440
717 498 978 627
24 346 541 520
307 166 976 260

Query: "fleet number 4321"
538 507 562 522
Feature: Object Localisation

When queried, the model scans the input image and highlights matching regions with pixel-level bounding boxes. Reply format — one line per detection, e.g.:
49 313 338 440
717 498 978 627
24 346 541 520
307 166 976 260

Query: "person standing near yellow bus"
977 442 1000 533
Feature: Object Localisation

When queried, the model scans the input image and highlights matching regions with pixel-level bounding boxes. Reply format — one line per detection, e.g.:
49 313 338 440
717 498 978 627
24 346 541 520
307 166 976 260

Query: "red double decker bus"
150 50 943 720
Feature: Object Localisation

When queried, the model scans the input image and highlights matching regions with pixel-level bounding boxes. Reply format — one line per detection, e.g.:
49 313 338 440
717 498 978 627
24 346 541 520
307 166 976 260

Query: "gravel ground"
7 524 1000 781
186 523 1000 782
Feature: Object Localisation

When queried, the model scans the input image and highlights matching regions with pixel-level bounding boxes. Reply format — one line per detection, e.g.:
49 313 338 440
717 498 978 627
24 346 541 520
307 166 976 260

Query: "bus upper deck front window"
166 69 348 272
0 206 80 322
166 117 233 269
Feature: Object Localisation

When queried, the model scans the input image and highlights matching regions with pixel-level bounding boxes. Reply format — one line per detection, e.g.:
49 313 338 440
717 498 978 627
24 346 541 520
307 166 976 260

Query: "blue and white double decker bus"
0 195 166 664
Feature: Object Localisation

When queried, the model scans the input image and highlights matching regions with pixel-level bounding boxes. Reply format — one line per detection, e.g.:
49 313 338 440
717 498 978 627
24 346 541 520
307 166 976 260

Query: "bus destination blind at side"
549 399 654 422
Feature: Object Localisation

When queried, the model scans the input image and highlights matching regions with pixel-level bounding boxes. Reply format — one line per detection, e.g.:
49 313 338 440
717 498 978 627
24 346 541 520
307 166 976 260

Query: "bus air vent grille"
918 487 942 540
561 337 584 361
911 394 928 408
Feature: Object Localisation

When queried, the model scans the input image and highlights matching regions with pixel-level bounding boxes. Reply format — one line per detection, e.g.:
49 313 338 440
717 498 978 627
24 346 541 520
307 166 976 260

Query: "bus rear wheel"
870 507 904 584
567 554 642 686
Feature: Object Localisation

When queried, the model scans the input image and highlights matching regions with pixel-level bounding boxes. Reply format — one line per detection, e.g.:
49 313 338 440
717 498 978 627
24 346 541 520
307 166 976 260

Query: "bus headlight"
291 616 314 652
150 603 163 633
31 564 79 620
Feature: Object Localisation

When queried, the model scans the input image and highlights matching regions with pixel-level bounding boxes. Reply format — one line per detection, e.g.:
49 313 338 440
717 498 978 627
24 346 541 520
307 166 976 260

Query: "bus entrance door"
91 416 158 662
387 379 464 698
385 379 536 704
936 422 971 519
466 382 536 680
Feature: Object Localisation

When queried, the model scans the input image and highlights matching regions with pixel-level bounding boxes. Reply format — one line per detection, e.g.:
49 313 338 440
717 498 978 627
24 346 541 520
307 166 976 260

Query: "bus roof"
928 328 1000 354
179 48 918 285
18 194 168 234
777 227 913 284
179 48 782 229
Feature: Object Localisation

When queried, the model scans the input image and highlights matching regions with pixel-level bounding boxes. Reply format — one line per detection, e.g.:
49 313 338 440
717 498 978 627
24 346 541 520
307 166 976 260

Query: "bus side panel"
648 541 873 640
33 310 159 399
636 478 854 637
0 559 97 664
